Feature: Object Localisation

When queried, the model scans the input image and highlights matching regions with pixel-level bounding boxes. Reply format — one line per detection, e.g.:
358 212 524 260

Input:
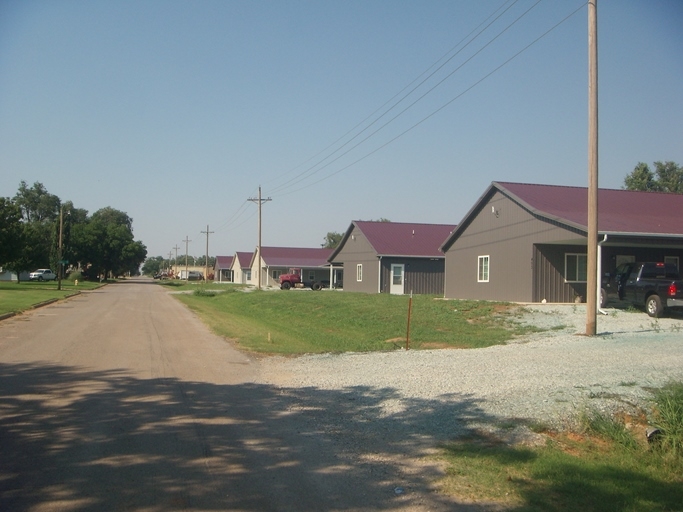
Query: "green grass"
167 284 537 354
0 279 104 315
436 385 683 511
651 381 683 458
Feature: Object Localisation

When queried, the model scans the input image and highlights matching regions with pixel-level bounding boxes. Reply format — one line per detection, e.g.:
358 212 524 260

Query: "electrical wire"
266 0 521 195
278 1 587 195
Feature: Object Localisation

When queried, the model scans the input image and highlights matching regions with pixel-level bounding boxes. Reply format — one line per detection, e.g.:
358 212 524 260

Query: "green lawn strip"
438 433 683 511
172 288 535 354
437 387 683 511
0 280 104 315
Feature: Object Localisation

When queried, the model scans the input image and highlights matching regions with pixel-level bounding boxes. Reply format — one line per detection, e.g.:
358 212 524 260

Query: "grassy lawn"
437 382 683 511
0 279 104 315
166 282 540 354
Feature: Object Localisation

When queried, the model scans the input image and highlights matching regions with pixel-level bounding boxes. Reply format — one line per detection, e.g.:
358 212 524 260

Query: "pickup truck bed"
602 262 683 317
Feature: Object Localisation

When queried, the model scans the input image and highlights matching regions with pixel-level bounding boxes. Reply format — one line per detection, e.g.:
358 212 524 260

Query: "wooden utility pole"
586 0 599 336
201 225 214 281
248 186 271 290
183 236 191 279
167 251 172 272
172 245 180 277
57 206 64 291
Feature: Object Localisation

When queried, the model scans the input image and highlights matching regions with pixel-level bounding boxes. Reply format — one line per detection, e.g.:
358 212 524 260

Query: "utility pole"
200 225 214 282
57 206 64 291
248 186 271 290
586 0 599 336
167 251 172 272
182 236 191 280
172 245 180 278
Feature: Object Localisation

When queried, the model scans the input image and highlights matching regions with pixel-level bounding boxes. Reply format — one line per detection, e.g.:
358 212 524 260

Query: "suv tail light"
669 284 677 297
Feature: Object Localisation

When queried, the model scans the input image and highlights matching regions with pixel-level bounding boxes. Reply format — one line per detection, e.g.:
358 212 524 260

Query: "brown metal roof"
334 221 457 259
441 181 683 252
259 247 333 268
234 251 253 269
214 255 233 269
497 182 683 235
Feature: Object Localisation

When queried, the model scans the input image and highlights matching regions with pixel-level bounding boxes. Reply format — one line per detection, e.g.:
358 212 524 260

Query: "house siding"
444 190 585 302
333 226 380 293
379 257 445 295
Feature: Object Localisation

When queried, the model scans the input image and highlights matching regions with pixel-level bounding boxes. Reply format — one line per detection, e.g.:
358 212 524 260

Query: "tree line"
0 181 147 282
623 161 682 193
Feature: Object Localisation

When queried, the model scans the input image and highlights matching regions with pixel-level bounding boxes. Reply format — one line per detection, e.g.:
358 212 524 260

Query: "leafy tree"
71 207 147 279
5 222 51 282
0 197 23 266
13 181 60 222
624 161 683 193
195 256 215 268
142 256 165 276
322 231 343 249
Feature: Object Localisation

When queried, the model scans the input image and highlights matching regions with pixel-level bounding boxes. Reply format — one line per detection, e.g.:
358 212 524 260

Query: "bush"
66 271 83 282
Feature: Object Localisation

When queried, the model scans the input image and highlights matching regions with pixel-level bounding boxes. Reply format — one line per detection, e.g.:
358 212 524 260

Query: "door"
390 264 405 295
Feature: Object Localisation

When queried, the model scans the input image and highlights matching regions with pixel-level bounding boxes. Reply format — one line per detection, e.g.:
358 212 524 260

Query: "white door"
390 264 405 295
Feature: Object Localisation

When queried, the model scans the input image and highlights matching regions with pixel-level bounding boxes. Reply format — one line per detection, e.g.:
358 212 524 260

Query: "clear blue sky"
1 0 681 260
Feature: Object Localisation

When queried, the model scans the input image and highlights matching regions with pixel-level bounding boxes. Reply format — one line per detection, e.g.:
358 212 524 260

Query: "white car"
29 269 57 281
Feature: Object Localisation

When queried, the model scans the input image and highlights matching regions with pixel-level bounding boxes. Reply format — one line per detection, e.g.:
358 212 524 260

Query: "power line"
278 1 587 196
268 0 523 196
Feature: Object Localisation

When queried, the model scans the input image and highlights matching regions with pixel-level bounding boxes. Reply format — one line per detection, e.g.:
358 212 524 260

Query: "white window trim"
356 264 363 282
565 253 588 283
477 255 489 283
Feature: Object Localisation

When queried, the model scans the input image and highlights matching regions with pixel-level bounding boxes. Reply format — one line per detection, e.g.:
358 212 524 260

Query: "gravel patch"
258 305 683 447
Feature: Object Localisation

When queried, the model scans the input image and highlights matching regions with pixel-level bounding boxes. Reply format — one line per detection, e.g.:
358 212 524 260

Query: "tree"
624 161 683 193
13 181 60 223
0 197 23 266
322 232 343 249
142 256 165 276
71 207 147 279
5 222 50 282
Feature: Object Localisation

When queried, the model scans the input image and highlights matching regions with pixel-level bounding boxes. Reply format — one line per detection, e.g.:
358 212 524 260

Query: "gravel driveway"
258 305 683 449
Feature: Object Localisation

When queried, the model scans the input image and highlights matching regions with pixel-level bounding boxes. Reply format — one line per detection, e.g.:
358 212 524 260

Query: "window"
245 270 252 281
665 256 679 271
478 255 489 282
272 270 282 280
308 271 315 281
565 253 587 282
356 264 363 282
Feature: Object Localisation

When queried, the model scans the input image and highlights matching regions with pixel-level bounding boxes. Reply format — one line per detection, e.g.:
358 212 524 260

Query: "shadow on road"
0 362 501 511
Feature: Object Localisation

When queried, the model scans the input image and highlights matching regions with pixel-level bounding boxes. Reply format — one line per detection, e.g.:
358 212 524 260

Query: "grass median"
164 282 540 354
0 280 104 316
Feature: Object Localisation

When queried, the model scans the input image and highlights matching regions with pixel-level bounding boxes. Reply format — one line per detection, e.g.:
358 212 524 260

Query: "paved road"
0 280 473 512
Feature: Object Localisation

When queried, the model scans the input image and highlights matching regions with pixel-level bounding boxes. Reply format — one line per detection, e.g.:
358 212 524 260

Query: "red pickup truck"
279 268 327 291
601 262 683 317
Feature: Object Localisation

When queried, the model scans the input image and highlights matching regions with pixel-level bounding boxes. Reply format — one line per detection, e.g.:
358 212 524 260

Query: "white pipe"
598 234 608 315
